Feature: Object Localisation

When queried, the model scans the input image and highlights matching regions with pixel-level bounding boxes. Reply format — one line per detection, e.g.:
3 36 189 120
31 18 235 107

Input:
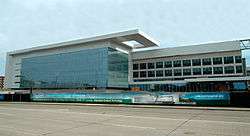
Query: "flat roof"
132 40 241 60
9 29 159 55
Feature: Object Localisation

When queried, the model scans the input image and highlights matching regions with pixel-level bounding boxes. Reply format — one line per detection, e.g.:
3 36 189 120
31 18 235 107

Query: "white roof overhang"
9 29 159 55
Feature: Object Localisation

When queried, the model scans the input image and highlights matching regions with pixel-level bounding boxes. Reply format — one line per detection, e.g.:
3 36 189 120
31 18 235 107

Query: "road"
0 103 249 136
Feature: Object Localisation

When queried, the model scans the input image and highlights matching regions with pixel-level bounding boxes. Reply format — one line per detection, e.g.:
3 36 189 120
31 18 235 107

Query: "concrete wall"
132 41 241 60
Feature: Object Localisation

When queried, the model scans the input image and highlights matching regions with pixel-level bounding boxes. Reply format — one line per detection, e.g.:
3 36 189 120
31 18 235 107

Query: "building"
0 76 4 89
246 67 250 76
130 41 249 92
4 30 158 89
4 29 250 92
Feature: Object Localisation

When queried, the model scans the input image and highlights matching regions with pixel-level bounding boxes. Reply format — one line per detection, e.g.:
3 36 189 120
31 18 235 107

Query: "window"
202 58 212 65
165 70 172 76
140 71 147 77
192 59 201 66
183 69 191 76
224 66 235 74
148 62 155 69
140 63 147 69
224 56 234 64
133 64 139 70
133 72 139 78
213 67 223 74
193 68 201 75
164 61 172 68
156 70 164 77
174 69 182 76
156 62 163 68
235 56 242 63
173 60 182 67
148 71 155 77
236 66 243 73
213 57 222 65
203 67 212 75
183 60 191 67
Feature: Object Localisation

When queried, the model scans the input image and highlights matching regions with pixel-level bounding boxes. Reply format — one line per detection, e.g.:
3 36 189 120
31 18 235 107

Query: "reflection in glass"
20 47 128 89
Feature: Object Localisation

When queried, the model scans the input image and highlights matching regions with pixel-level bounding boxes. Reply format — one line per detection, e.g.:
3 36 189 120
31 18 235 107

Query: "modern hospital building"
4 30 250 92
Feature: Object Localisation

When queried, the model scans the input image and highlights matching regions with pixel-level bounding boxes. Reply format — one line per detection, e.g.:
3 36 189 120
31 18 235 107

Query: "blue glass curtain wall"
108 48 128 88
20 47 128 89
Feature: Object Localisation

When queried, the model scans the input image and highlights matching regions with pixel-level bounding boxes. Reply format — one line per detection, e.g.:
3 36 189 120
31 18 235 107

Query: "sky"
1 0 250 75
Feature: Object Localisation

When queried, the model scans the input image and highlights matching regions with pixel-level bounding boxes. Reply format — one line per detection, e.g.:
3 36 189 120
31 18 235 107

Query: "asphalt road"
0 103 249 136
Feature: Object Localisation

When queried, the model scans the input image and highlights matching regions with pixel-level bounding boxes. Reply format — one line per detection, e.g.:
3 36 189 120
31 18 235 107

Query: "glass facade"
165 61 172 68
140 63 147 69
213 67 223 74
140 71 147 77
174 69 182 76
192 59 201 66
236 65 243 73
165 69 172 76
213 57 222 65
202 58 212 65
203 67 212 75
183 60 191 67
224 56 234 64
107 48 129 88
130 81 248 92
156 62 163 68
148 71 155 77
224 66 235 74
183 69 191 76
193 68 201 75
173 60 182 67
20 47 128 89
235 56 242 63
133 64 138 70
148 62 155 69
156 70 164 77
133 72 139 78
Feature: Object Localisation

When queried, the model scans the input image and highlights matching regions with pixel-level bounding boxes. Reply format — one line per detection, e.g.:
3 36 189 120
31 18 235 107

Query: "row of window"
133 66 243 78
133 56 242 70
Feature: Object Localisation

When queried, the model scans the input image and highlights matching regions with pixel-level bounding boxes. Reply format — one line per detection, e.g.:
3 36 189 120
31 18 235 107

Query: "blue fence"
31 92 149 104
31 92 230 106
179 92 230 105
0 94 4 101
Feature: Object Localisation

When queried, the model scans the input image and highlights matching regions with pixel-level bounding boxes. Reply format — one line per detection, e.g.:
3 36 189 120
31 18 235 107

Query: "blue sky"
1 0 250 75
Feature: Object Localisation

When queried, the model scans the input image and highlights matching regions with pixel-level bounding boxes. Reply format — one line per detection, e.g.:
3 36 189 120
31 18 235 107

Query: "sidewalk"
1 101 250 111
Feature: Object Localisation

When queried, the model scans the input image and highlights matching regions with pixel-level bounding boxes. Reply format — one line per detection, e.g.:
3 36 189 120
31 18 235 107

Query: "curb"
1 102 250 111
